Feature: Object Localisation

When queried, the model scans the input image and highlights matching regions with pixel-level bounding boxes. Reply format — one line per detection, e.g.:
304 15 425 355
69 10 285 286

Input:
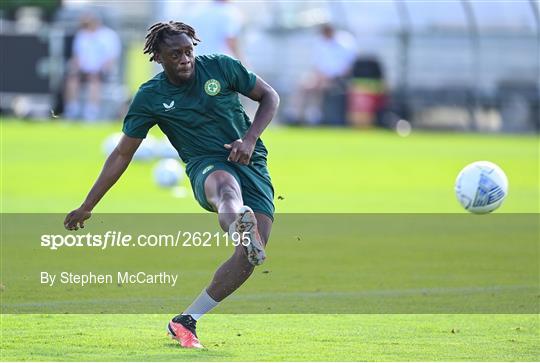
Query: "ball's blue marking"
472 173 505 207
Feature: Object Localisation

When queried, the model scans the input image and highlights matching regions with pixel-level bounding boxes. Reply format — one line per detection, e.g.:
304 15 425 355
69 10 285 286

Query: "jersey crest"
204 79 221 96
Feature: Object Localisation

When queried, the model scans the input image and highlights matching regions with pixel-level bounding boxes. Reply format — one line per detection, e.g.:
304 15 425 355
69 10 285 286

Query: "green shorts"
187 158 275 220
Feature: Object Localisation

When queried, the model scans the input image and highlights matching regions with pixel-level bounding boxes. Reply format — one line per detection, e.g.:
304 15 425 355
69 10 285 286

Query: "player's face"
157 33 195 83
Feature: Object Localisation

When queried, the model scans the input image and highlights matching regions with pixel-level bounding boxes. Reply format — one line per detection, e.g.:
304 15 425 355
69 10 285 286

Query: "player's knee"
206 171 241 204
217 184 241 205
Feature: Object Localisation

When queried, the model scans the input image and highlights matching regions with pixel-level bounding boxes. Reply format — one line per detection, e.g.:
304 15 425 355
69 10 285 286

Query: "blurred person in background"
286 23 357 125
64 11 121 121
185 0 244 62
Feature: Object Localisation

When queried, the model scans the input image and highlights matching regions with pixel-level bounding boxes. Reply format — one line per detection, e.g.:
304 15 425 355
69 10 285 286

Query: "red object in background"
346 57 387 127
347 78 387 127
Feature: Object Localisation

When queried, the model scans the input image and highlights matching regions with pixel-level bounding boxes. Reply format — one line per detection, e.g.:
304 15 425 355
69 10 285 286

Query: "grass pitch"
1 120 539 361
2 314 539 361
2 120 538 213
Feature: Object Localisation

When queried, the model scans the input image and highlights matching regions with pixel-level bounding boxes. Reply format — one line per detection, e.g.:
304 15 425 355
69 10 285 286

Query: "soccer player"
64 21 279 349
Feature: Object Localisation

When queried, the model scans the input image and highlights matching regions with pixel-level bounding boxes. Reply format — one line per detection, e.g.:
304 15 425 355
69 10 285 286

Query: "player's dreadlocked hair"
143 21 201 62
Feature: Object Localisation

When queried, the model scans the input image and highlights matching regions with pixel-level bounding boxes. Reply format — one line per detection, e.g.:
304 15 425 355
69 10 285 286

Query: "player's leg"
254 212 272 247
204 169 268 266
200 170 270 300
168 170 270 348
169 169 242 348
205 212 272 301
204 169 243 232
168 216 270 349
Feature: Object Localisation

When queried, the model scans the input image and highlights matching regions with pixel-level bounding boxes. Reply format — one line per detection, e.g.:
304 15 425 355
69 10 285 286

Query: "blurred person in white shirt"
185 0 244 62
64 12 121 121
288 23 357 125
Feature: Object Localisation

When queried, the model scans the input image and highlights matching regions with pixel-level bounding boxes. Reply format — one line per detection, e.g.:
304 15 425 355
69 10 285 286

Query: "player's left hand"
224 138 255 165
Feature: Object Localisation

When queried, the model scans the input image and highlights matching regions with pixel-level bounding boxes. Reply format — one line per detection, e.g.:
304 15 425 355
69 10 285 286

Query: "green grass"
1 120 538 213
1 120 539 361
1 314 539 361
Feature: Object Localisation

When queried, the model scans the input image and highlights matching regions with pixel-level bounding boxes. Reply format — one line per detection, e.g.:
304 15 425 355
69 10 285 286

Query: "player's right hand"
64 208 92 231
224 138 256 165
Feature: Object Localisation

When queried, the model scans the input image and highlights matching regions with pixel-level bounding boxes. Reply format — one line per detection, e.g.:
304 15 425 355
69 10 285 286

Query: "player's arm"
63 135 142 230
225 76 280 164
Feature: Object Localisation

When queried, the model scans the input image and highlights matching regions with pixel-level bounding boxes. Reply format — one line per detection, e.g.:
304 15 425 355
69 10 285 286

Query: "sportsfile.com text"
40 231 251 250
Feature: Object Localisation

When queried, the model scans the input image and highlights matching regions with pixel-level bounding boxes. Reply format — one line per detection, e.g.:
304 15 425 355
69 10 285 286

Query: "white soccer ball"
455 161 509 214
102 133 157 161
155 138 178 159
153 158 184 188
133 135 158 161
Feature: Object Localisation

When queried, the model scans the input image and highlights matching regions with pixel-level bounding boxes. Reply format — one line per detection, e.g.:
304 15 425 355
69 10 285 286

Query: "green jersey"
122 54 268 164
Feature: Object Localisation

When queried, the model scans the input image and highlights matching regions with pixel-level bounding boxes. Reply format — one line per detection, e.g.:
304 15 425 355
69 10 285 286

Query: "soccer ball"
455 161 509 214
133 135 157 161
155 138 178 159
153 158 184 188
102 133 157 161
